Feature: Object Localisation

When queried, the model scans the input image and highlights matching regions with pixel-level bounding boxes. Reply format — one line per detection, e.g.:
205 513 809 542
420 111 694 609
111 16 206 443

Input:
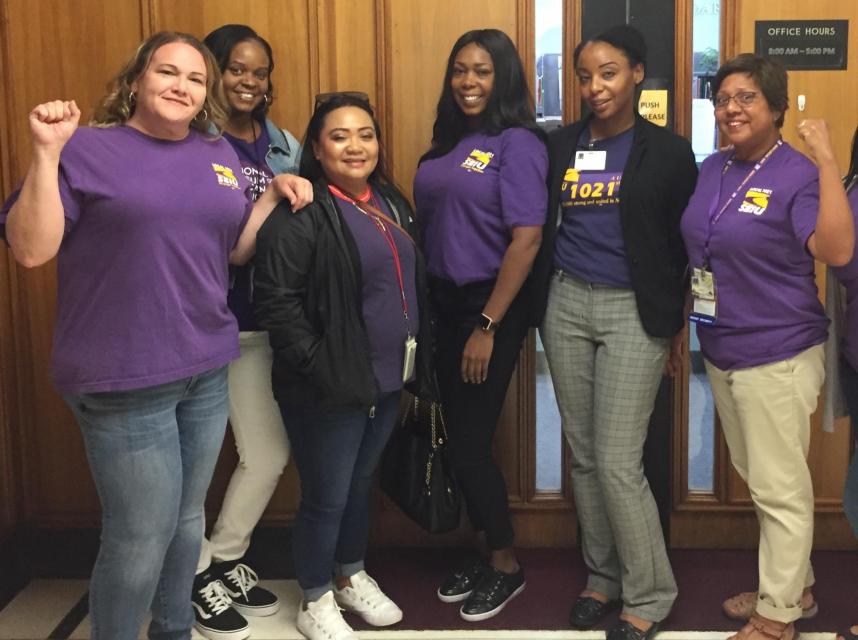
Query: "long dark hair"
203 24 275 121
421 29 543 162
299 94 392 187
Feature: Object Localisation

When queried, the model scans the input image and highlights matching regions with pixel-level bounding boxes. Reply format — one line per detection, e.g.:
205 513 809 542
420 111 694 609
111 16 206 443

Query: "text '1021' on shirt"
554 126 634 287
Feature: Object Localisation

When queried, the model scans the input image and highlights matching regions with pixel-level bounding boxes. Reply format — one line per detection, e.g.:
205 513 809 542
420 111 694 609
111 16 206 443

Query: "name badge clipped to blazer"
689 267 717 325
574 150 607 171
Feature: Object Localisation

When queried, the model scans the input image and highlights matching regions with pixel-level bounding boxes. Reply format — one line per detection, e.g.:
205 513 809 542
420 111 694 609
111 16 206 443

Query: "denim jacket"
263 119 302 175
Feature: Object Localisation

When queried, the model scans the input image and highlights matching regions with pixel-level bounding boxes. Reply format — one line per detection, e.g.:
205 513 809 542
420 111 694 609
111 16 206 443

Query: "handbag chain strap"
403 396 450 489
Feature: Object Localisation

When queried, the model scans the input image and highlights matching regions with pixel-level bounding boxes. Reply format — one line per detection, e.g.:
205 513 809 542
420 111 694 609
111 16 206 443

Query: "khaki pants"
705 344 824 623
198 331 291 572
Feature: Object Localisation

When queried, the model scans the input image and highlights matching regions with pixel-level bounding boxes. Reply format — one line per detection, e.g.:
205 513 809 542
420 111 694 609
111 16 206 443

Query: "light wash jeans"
64 365 229 640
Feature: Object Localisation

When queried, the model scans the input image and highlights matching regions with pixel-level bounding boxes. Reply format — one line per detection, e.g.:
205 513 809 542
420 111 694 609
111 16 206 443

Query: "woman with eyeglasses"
680 54 854 640
531 24 698 640
413 29 547 622
188 25 308 640
253 92 434 640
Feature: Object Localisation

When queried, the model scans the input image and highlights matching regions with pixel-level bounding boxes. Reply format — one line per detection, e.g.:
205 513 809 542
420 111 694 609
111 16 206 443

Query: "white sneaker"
334 570 403 626
296 591 357 640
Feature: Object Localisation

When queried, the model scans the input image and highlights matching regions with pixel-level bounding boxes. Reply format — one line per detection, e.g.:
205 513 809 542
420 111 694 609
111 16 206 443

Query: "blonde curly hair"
91 31 228 134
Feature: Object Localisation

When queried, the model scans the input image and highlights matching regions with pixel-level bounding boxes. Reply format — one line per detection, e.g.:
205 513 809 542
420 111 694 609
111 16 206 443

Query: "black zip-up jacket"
530 115 699 337
253 179 436 409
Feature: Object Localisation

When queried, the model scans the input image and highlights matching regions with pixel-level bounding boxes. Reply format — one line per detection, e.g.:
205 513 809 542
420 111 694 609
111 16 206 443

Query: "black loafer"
607 620 660 640
459 566 526 622
437 560 488 603
570 595 621 629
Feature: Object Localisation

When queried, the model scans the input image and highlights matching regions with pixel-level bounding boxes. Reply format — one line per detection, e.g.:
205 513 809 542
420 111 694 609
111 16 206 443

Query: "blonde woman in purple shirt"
0 32 309 640
413 29 548 622
680 54 853 640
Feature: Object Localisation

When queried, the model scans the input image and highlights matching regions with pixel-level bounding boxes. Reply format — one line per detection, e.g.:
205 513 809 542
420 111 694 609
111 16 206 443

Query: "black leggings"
430 277 530 550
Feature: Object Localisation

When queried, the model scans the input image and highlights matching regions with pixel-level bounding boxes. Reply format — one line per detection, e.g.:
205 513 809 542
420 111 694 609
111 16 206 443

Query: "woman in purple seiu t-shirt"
0 32 310 640
680 54 854 640
413 29 547 622
189 25 307 637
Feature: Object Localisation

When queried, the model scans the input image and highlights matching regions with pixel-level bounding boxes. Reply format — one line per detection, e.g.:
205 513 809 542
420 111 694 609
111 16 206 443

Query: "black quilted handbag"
380 396 461 533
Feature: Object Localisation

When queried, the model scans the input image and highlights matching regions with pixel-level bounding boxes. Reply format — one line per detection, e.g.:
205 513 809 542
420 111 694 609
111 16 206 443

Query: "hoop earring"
128 91 136 108
263 93 271 106
195 107 209 122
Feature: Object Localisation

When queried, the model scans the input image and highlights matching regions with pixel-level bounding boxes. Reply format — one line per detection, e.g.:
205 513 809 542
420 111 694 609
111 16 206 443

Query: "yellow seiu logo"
212 163 241 190
563 168 580 183
460 148 494 173
738 187 772 216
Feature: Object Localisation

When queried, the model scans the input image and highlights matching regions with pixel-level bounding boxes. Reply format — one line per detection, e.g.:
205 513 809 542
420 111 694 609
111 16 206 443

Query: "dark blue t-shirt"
554 126 633 287
336 190 419 393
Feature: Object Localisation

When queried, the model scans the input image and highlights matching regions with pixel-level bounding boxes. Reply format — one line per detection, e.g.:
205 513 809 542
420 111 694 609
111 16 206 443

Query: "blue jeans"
64 365 229 640
280 391 400 601
840 357 858 536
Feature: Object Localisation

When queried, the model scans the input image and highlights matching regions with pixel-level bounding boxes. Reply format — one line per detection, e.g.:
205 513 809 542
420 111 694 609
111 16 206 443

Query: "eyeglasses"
712 91 758 109
314 91 371 109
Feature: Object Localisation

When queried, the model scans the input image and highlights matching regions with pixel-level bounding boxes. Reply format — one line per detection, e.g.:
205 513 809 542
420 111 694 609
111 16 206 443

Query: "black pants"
429 277 530 550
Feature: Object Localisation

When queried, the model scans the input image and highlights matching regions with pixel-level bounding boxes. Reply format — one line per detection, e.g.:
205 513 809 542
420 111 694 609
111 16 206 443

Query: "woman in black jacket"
253 93 432 640
532 25 698 640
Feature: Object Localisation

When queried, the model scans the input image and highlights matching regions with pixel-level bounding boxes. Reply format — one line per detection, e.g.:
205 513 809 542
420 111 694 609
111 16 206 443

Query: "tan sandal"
728 614 799 640
722 592 818 621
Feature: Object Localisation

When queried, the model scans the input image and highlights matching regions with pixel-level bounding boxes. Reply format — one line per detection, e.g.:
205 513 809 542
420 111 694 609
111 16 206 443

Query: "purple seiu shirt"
223 124 274 331
554 126 634 287
335 190 419 393
414 127 548 286
0 126 252 394
833 184 858 370
680 142 828 370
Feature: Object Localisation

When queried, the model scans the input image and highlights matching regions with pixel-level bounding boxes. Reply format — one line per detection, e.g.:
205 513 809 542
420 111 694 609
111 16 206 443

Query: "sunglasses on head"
313 91 371 109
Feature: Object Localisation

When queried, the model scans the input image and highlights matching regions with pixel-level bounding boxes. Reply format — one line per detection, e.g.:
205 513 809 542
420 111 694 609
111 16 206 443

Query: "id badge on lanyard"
689 267 717 325
689 140 782 327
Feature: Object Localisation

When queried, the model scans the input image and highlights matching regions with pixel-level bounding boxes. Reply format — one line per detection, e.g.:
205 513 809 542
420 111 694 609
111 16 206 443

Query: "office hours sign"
755 20 848 70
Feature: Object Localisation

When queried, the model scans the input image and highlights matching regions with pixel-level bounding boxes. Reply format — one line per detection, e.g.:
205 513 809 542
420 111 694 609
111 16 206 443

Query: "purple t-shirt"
833 183 858 370
224 125 274 201
554 127 633 287
335 190 419 393
0 126 252 393
414 127 548 285
680 142 828 370
223 125 275 331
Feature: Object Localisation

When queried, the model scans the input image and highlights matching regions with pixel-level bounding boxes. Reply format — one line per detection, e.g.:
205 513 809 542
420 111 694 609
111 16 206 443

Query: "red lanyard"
328 184 411 331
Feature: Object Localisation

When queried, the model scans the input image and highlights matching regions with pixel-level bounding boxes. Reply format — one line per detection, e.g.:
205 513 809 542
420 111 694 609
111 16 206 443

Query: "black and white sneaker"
459 566 526 622
437 559 488 603
192 572 250 640
216 559 280 616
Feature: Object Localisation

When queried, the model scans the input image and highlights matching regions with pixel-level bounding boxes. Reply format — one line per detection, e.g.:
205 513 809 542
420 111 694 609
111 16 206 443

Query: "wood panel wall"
0 0 541 536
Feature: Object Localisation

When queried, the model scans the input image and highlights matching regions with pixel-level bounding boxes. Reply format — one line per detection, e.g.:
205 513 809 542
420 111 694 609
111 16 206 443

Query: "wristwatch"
477 312 500 333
